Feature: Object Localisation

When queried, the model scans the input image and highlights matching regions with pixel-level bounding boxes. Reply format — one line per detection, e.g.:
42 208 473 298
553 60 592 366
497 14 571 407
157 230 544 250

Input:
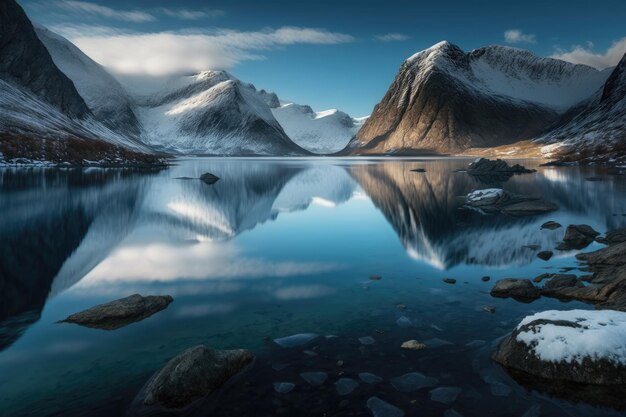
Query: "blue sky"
21 0 626 116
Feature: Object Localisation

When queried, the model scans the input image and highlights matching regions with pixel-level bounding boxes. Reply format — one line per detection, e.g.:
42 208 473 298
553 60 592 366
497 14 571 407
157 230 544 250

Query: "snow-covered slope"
136 71 308 155
349 41 611 155
538 52 626 163
271 103 366 154
35 25 141 137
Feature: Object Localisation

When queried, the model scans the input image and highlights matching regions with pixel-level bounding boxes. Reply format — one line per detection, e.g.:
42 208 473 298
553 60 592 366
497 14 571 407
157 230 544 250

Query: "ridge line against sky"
21 0 626 116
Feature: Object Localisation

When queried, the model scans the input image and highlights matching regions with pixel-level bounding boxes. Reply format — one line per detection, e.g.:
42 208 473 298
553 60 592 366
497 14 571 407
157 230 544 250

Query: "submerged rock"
493 310 626 385
443 278 457 284
274 382 295 394
200 172 220 184
366 396 405 417
300 371 328 386
542 274 581 290
359 336 376 345
606 227 626 245
359 372 383 384
273 333 319 347
430 387 462 404
59 294 173 330
490 279 540 301
139 345 253 409
335 378 359 395
556 224 600 250
396 316 414 328
390 372 438 392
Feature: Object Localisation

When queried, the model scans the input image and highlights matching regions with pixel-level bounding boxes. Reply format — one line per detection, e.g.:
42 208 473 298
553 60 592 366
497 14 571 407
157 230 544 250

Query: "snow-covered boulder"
493 309 626 384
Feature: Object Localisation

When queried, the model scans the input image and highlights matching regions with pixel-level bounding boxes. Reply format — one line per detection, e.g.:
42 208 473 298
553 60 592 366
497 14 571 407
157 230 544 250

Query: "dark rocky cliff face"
0 0 89 118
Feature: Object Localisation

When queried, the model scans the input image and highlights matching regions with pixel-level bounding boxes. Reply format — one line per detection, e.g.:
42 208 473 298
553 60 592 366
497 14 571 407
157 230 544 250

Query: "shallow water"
1 157 625 417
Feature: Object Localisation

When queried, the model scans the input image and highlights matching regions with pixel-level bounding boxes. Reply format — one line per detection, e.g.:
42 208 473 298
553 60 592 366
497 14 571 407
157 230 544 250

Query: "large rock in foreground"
556 224 600 250
59 294 173 330
140 345 253 409
493 310 626 385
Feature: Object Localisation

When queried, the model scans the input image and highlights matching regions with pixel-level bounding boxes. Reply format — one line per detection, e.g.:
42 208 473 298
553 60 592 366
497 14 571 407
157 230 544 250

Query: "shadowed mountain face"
348 42 609 155
0 0 88 118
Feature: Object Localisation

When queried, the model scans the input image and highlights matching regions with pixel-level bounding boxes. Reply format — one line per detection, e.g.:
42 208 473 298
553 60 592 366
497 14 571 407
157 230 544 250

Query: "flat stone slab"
335 378 359 395
300 372 328 386
273 333 319 347
139 345 253 409
390 372 438 392
59 294 173 330
366 396 405 417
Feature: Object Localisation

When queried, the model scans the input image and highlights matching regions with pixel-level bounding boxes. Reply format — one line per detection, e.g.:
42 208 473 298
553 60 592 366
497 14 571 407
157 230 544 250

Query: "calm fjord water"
1 158 625 417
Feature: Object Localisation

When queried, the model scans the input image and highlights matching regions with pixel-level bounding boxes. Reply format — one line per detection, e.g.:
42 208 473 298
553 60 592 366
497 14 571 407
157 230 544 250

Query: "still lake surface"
1 157 625 417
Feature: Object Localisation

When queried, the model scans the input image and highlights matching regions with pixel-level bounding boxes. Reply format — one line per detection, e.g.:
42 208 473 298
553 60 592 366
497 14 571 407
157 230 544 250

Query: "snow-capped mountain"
136 71 308 155
539 52 626 163
348 41 611 155
35 25 141 137
271 102 367 154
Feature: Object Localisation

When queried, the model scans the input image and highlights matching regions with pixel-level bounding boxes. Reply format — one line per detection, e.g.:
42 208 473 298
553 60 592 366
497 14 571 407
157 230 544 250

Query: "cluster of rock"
467 158 535 175
492 226 626 388
60 294 253 412
464 188 558 216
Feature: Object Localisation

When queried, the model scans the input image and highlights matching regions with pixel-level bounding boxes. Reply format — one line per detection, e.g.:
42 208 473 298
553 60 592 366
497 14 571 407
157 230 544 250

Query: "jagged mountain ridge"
136 71 309 155
348 41 612 155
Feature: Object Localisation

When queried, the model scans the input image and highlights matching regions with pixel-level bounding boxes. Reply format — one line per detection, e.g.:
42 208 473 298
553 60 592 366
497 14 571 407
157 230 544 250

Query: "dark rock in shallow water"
410 168 426 172
273 382 295 394
273 333 319 347
139 345 253 409
467 158 535 175
556 224 600 250
200 172 220 184
359 372 383 384
390 372 438 392
537 250 553 261
430 386 462 404
300 372 327 386
442 278 456 284
481 276 490 282
59 294 173 330
533 273 553 283
543 274 581 290
366 396 404 417
335 378 359 395
359 336 376 345
490 279 540 301
541 221 562 230
606 227 626 245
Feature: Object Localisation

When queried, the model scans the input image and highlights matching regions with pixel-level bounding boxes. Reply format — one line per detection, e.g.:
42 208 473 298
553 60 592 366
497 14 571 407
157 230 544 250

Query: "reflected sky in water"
1 158 626 416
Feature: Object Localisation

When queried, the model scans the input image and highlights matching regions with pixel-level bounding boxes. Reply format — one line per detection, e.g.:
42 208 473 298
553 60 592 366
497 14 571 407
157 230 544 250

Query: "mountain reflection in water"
1 158 626 417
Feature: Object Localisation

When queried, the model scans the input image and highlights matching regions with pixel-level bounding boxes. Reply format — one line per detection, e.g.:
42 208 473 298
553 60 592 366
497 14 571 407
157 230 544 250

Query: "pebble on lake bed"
359 336 376 345
273 382 295 394
400 340 426 350
370 275 382 281
482 306 496 314
335 378 359 395
366 396 405 417
481 276 490 282
443 278 457 284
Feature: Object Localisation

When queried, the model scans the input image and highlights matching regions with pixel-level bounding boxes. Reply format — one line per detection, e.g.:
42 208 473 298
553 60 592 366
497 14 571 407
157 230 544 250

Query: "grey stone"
490 279 540 301
141 345 253 408
430 387 462 404
366 396 405 417
390 372 438 392
273 333 319 347
335 378 358 395
300 372 327 386
59 294 173 330
359 372 383 384
274 382 295 394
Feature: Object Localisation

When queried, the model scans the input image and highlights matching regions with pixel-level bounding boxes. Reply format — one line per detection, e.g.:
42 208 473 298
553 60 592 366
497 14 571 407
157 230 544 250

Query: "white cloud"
504 29 536 44
375 33 411 42
59 26 355 76
56 0 156 23
551 38 626 70
159 8 225 20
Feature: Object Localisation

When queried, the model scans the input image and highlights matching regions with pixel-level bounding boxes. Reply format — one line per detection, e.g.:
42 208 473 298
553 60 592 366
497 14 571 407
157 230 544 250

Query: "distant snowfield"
517 310 626 364
272 102 367 154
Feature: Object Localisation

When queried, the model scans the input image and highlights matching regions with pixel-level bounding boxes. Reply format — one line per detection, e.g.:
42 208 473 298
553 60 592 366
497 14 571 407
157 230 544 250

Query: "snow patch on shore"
516 309 626 365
